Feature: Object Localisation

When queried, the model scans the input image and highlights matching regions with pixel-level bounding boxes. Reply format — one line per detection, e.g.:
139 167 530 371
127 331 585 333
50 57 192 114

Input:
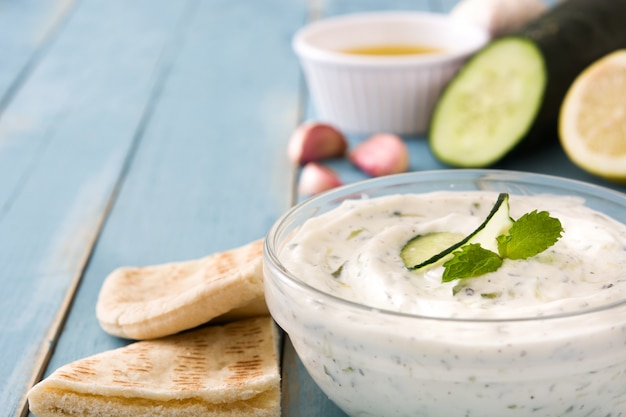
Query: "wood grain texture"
0 1 191 415
0 0 75 107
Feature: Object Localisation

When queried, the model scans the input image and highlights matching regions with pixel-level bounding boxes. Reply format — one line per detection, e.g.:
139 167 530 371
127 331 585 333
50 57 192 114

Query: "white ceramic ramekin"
293 11 489 135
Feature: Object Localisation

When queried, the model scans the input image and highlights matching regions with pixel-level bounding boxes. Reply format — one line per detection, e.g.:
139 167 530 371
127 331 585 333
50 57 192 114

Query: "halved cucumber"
429 38 546 167
401 193 514 271
429 0 626 167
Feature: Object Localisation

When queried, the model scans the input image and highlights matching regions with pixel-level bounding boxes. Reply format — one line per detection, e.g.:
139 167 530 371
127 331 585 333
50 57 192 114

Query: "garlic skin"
287 122 348 165
298 162 343 196
350 134 409 177
450 0 547 37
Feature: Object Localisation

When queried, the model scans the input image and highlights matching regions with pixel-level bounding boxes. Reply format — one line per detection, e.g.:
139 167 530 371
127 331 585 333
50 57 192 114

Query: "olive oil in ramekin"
340 44 441 56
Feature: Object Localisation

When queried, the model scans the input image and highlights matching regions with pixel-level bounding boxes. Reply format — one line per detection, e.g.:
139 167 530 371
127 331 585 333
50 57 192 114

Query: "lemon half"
559 50 626 183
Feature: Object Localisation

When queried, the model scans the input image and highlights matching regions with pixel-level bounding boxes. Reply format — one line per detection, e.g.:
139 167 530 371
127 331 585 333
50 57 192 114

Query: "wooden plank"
0 1 192 416
312 134 626 196
315 0 432 17
0 0 75 210
282 337 347 417
0 0 75 103
37 0 305 412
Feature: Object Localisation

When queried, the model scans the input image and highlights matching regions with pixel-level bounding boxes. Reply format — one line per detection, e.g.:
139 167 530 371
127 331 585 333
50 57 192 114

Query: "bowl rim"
264 169 626 323
292 10 489 67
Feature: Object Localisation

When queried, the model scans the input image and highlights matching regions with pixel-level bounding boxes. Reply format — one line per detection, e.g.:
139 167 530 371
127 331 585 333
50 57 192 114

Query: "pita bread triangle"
28 317 281 417
96 239 269 340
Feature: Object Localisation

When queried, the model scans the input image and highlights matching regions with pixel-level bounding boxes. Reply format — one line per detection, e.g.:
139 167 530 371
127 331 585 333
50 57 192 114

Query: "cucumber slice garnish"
401 193 514 271
467 193 514 253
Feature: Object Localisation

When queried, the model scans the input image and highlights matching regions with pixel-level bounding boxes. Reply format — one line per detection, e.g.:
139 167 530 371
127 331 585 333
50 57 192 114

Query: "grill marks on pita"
27 317 281 417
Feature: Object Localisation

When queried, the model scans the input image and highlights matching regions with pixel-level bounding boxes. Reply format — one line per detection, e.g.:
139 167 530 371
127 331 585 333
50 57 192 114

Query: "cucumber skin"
404 193 510 271
517 0 626 148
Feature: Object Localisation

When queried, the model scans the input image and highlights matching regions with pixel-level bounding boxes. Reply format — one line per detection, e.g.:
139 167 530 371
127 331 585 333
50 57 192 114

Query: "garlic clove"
287 122 348 165
451 0 547 37
350 133 409 177
298 162 343 196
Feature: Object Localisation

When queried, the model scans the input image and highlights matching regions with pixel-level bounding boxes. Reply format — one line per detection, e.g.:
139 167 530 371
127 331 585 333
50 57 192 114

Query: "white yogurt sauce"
280 191 626 319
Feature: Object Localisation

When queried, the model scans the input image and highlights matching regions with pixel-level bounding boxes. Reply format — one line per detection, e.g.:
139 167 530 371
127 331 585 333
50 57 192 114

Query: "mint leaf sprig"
497 210 564 259
442 207 564 283
442 244 502 283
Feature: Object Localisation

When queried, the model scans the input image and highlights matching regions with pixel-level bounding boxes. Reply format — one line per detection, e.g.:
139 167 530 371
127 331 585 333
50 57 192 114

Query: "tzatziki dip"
280 191 626 319
269 190 626 417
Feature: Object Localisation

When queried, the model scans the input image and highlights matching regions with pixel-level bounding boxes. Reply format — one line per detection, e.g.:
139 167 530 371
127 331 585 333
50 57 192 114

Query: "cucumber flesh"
402 193 514 270
429 38 546 168
465 193 514 253
400 232 464 270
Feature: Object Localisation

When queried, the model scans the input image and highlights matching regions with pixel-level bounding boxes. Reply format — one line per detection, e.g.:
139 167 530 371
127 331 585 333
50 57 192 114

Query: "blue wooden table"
2 1 625 416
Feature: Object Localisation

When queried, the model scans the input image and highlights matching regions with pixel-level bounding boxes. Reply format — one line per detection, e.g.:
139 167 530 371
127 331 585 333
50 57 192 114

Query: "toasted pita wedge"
28 317 280 417
96 239 268 340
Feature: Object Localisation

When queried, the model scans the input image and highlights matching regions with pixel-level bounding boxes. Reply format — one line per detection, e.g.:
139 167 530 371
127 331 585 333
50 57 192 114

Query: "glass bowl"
263 170 626 417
